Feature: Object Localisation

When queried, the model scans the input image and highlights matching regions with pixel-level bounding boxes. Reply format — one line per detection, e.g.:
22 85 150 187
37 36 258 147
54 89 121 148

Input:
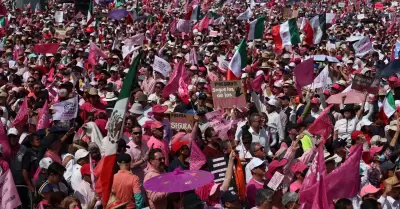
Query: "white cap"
7 127 18 136
356 119 373 130
39 157 53 169
74 149 89 161
245 158 266 183
241 73 248 79
288 62 296 67
267 98 278 106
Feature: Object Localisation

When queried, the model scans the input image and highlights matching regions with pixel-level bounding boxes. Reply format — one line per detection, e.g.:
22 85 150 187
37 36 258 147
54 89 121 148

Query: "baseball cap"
80 164 91 176
117 153 132 164
74 149 89 161
245 158 266 182
267 98 278 106
351 130 364 140
221 191 239 205
380 161 396 172
7 127 18 136
151 121 164 129
39 157 53 169
360 185 381 197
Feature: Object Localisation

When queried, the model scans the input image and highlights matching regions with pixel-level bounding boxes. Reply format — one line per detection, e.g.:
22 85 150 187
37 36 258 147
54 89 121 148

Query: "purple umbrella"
144 168 214 192
108 9 129 20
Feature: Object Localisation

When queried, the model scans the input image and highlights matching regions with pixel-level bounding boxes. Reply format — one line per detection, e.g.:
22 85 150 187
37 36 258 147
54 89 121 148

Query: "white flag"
311 66 332 90
52 96 79 121
237 8 253 20
152 56 172 77
353 36 372 58
213 16 225 25
124 33 144 46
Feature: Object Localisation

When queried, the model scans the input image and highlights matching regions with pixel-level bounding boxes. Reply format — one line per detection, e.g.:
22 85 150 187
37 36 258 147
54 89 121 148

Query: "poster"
207 155 236 191
52 96 79 120
55 11 64 23
267 171 284 191
0 170 22 209
211 81 246 108
152 56 171 77
353 36 372 57
351 74 379 94
170 113 195 130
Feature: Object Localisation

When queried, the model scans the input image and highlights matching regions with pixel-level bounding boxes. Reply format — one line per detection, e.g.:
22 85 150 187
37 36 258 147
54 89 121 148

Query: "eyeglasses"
132 132 142 135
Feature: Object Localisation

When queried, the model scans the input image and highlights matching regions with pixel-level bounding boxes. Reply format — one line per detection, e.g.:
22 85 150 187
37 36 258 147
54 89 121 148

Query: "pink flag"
162 61 190 98
176 19 192 33
294 58 314 96
37 100 50 130
190 140 206 170
170 19 178 34
197 14 210 32
308 104 334 143
34 43 60 54
88 42 108 65
189 48 198 65
12 98 28 127
0 170 22 209
311 176 331 209
178 76 190 104
250 74 264 93
124 33 144 46
0 118 10 160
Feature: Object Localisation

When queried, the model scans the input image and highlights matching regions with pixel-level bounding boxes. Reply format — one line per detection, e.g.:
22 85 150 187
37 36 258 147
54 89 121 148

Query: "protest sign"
209 30 218 37
52 96 79 120
393 1 399 7
267 171 285 191
152 56 171 77
207 155 236 191
357 14 365 20
351 74 379 94
395 43 400 59
338 2 345 7
170 113 195 130
375 2 384 10
205 110 222 122
55 11 63 23
211 81 246 108
353 36 372 57
0 170 22 209
311 66 332 90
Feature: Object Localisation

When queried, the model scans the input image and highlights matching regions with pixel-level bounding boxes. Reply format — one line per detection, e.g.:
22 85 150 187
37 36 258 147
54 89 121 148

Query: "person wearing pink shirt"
141 66 156 95
146 121 170 165
246 158 267 208
107 68 123 90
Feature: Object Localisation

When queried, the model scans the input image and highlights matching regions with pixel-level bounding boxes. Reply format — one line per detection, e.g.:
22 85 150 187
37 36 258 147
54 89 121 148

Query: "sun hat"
351 130 364 140
369 146 383 157
129 103 144 115
103 92 118 101
266 159 288 179
291 161 307 173
150 105 168 114
370 135 387 145
88 87 98 96
360 185 381 197
151 121 163 129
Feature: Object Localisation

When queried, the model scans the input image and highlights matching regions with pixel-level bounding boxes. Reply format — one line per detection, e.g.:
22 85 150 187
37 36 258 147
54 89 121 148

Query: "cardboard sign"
205 110 223 122
170 113 195 130
0 170 22 209
55 11 63 23
55 28 67 39
351 74 379 94
211 81 246 108
152 56 171 77
209 30 218 37
207 155 236 191
267 171 284 191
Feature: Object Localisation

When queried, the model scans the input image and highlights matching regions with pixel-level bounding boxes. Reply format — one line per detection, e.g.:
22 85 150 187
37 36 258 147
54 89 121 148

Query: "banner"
207 155 237 192
205 110 222 122
351 74 379 94
152 56 171 77
170 113 195 130
52 96 79 120
353 36 372 57
34 43 60 54
211 81 246 108
0 170 22 209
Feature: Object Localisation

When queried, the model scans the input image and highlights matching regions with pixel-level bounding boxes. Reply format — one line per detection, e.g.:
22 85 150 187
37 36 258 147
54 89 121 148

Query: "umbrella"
312 55 340 63
144 168 214 192
108 9 129 20
326 91 366 104
376 60 400 78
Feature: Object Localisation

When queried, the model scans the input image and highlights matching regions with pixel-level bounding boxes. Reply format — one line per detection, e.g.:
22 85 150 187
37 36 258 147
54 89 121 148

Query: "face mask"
379 155 385 162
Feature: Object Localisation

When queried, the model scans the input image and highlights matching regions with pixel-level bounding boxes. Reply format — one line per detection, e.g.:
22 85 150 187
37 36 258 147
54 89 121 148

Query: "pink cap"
389 76 397 82
369 145 383 157
311 98 319 104
360 185 381 197
151 121 163 129
331 83 340 90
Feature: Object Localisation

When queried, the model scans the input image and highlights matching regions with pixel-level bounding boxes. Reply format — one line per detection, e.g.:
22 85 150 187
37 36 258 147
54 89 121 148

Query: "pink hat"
389 76 397 82
311 98 319 104
291 161 307 173
199 67 206 72
331 83 340 90
151 121 163 129
151 105 168 114
266 159 288 179
323 90 330 96
360 185 381 197
369 145 383 157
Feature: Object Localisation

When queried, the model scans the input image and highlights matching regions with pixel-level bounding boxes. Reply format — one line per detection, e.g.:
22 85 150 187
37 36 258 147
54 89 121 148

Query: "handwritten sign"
211 81 246 108
152 56 171 77
267 171 284 191
0 170 22 209
353 36 372 57
351 74 379 94
207 155 237 191
170 113 195 130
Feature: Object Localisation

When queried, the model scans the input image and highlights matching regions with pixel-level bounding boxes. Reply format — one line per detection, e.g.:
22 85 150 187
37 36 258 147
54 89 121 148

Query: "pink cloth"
246 178 264 208
147 136 170 165
290 181 302 192
141 77 156 94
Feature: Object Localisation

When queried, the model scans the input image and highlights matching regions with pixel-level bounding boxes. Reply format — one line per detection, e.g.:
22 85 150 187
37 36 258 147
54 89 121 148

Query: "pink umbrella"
144 168 214 192
326 91 366 104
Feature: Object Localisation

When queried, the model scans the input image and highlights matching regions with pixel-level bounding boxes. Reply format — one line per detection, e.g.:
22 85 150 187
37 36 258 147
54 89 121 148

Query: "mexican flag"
86 0 95 31
309 14 326 45
271 19 300 52
227 39 247 80
247 16 264 41
379 91 396 124
100 52 142 206
0 16 6 28
187 5 201 21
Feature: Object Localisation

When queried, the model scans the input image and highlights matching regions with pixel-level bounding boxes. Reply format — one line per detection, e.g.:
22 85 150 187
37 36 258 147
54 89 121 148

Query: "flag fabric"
212 16 224 25
0 119 10 160
34 43 60 54
196 13 210 32
189 48 198 65
311 66 331 90
293 58 314 96
162 61 190 98
271 19 300 52
237 7 253 20
178 76 190 104
377 59 400 77
311 144 329 209
176 19 192 33
0 16 6 28
187 5 201 21
300 17 314 45
227 39 247 80
383 91 396 119
86 0 95 30
247 16 265 41
0 4 7 16
12 98 28 127
124 33 144 46
52 97 79 121
308 104 334 143
0 170 22 209
250 74 264 93
37 100 50 130
102 52 142 206
309 14 326 45
170 19 178 34
88 42 108 65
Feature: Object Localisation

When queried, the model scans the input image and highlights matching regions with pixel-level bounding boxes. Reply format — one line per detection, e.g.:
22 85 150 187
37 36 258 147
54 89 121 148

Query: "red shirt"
202 146 223 158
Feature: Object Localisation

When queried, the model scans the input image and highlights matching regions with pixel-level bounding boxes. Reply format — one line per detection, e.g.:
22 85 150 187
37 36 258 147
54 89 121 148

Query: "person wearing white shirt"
266 98 285 148
235 132 253 161
74 164 96 209
70 149 90 191
378 184 400 209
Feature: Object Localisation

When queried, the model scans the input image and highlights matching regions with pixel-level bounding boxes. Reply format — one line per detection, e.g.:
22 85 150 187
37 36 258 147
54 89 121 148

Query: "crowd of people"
0 0 400 209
